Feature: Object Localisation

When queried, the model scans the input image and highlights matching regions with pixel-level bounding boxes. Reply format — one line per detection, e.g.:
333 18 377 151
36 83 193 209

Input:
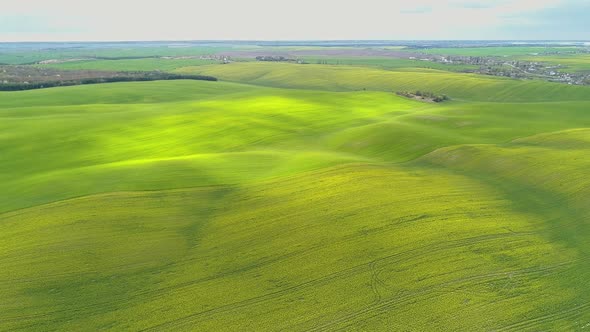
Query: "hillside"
2 58 590 330
176 62 590 102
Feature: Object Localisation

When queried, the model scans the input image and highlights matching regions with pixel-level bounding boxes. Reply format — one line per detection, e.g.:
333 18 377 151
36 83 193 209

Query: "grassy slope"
177 62 590 102
0 81 424 212
3 62 590 330
300 56 478 72
3 80 590 213
2 164 583 331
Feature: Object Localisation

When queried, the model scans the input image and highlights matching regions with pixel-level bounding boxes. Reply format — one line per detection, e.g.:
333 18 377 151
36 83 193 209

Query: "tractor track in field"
136 231 540 331
0 197 555 330
305 262 575 332
369 260 382 304
0 212 455 297
5 234 578 330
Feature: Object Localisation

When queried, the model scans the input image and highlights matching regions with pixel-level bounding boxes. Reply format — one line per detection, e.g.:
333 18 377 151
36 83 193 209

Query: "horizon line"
1 39 589 44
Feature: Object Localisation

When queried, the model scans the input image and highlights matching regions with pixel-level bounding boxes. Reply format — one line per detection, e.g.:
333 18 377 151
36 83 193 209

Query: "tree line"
0 73 217 91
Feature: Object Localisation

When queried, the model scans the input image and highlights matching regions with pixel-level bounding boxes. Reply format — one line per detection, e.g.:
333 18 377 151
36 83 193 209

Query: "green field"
177 62 590 102
410 46 582 57
36 58 223 72
3 48 590 330
0 46 232 65
301 56 478 72
517 54 590 73
37 55 477 74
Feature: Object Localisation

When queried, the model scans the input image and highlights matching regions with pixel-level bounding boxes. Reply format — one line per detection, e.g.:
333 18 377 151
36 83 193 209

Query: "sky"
0 0 588 41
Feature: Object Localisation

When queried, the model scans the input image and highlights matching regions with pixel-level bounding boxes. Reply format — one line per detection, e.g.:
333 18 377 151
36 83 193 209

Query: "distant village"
249 50 590 86
412 53 590 85
4 49 589 88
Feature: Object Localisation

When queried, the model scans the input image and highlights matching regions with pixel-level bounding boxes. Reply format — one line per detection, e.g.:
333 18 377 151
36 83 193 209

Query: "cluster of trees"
94 56 159 60
396 91 449 102
255 56 296 62
0 73 217 91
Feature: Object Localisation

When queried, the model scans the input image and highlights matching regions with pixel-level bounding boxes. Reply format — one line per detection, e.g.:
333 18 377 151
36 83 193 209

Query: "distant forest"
0 72 217 91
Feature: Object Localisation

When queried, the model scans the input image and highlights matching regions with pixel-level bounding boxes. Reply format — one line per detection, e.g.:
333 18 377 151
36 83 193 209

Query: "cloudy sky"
1 0 588 41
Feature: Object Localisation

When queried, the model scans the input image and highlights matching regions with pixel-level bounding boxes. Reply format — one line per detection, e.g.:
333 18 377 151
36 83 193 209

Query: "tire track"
136 231 535 331
306 262 574 332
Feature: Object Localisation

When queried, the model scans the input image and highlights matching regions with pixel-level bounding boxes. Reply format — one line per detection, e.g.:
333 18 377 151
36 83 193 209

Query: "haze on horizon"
1 0 588 42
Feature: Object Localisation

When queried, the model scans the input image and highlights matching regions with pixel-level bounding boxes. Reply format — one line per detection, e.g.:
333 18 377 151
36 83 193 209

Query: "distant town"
412 52 590 85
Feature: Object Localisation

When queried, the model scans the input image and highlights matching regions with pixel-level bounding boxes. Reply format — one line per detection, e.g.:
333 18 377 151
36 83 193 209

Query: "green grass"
36 58 222 72
177 62 590 102
0 81 424 212
517 54 590 73
2 163 585 331
0 46 231 64
3 58 590 330
409 46 582 57
300 56 478 72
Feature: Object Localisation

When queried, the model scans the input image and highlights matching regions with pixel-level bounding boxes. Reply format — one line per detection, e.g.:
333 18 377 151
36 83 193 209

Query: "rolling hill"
2 62 590 330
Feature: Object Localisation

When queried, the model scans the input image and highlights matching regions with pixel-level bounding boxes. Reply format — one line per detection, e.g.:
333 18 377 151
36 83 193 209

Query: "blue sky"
0 0 588 41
